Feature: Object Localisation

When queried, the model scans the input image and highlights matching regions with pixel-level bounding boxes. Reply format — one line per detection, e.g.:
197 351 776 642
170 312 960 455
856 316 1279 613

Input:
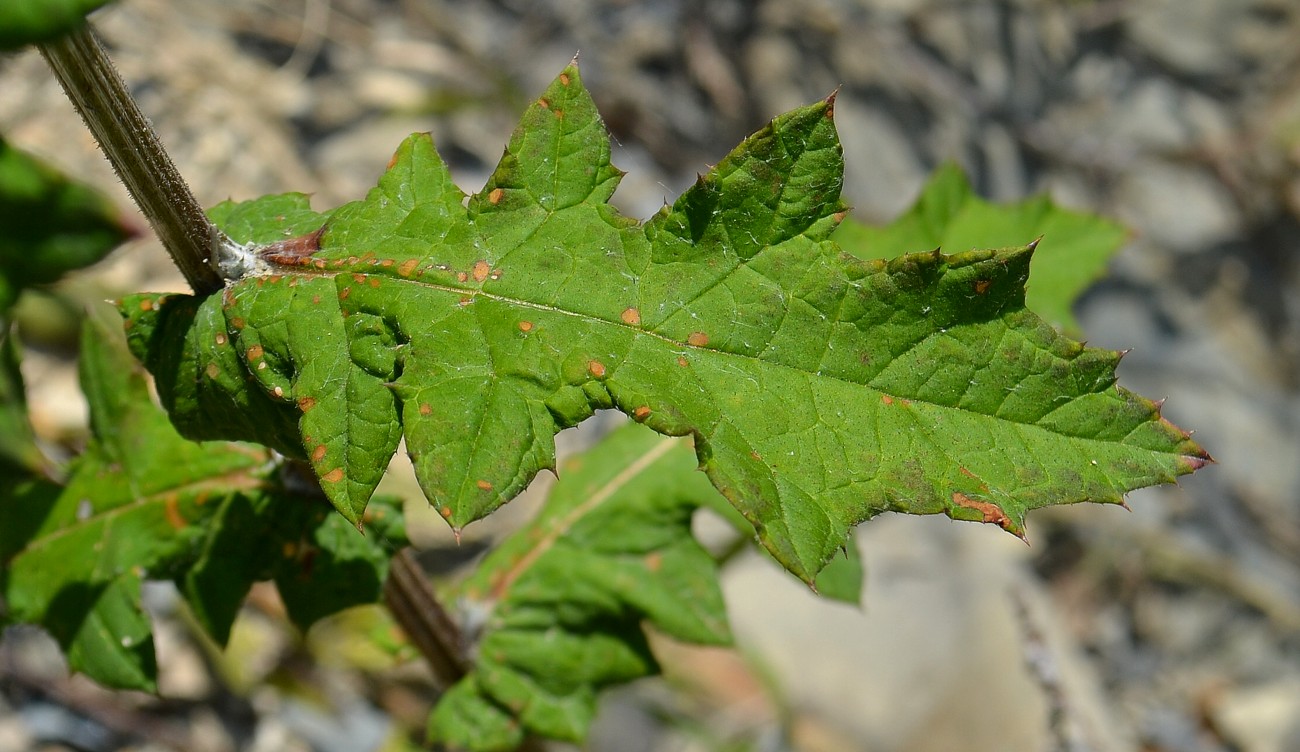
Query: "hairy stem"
383 548 468 690
38 24 230 295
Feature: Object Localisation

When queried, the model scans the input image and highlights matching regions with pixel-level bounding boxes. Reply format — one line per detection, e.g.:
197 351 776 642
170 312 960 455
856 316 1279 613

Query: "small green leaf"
0 136 132 310
833 163 1128 332
0 0 113 49
813 541 863 605
126 63 1208 586
428 422 730 751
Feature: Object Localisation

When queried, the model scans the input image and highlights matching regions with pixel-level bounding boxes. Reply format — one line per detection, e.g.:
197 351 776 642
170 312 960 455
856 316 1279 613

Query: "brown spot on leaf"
559 72 570 86
439 506 453 519
538 97 550 109
139 298 154 311
473 260 491 282
476 479 493 491
272 386 284 398
205 362 219 379
351 273 365 284
380 258 394 267
322 468 345 483
588 360 607 378
398 259 419 277
369 278 381 288
313 258 327 269
214 333 227 346
418 403 432 416
457 271 468 283
339 287 351 300
246 344 264 361
261 226 326 266
297 396 317 412
633 405 651 421
489 187 504 205
881 395 894 405
833 210 848 223
952 492 1011 530
974 279 992 294
687 331 709 347
677 356 689 367
518 320 534 332
621 307 641 326
312 445 327 462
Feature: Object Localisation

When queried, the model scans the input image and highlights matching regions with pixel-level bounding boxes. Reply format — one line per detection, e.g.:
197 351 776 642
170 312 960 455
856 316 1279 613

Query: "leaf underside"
430 422 730 750
122 63 1209 583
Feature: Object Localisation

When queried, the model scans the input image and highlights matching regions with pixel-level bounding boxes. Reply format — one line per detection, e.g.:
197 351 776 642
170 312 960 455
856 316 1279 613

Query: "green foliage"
123 64 1208 585
833 163 1128 332
0 136 133 312
0 308 406 690
0 326 44 475
430 422 730 751
0 0 114 49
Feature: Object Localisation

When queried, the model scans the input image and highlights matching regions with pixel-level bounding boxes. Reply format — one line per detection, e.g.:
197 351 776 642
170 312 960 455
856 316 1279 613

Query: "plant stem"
383 548 468 690
38 24 230 295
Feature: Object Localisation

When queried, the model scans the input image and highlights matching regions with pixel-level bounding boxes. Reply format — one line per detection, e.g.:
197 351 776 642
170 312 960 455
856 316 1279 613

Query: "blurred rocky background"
2 0 1299 751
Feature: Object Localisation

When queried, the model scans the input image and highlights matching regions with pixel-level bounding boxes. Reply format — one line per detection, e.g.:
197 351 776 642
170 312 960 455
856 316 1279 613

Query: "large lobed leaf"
430 421 729 751
833 163 1129 332
0 309 405 690
123 63 1209 583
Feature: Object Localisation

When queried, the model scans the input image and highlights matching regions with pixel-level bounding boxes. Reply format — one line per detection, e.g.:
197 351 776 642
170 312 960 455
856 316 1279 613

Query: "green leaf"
833 163 1128 332
428 421 730 751
0 0 113 50
0 136 133 311
1 307 404 688
124 63 1208 585
0 324 45 475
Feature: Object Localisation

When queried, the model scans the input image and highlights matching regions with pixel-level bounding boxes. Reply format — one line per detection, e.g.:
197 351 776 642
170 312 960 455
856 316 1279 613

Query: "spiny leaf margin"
121 62 1209 584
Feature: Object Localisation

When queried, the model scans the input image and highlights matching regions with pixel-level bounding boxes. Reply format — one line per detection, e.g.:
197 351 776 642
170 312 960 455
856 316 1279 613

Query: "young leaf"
1 308 404 689
832 163 1128 332
0 0 114 50
429 421 730 751
0 136 133 311
123 63 1209 584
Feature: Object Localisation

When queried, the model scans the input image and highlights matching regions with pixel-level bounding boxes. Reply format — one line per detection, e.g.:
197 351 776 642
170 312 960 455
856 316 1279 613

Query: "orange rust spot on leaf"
538 97 550 109
398 259 419 276
439 506 453 519
974 279 992 294
621 307 641 326
339 287 351 300
246 344 264 361
677 356 689 367
457 271 469 283
272 386 284 398
369 278 381 288
881 395 894 405
380 258 394 267
297 396 317 412
833 209 848 223
418 402 433 416
633 405 651 421
644 551 663 572
687 331 709 347
387 150 400 170
205 362 220 379
488 187 505 204
313 258 327 269
476 479 493 491
139 298 153 311
518 320 534 332
559 72 570 85
322 468 345 483
312 444 327 462
588 360 607 378
472 260 491 282
952 492 1011 530
351 273 366 283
